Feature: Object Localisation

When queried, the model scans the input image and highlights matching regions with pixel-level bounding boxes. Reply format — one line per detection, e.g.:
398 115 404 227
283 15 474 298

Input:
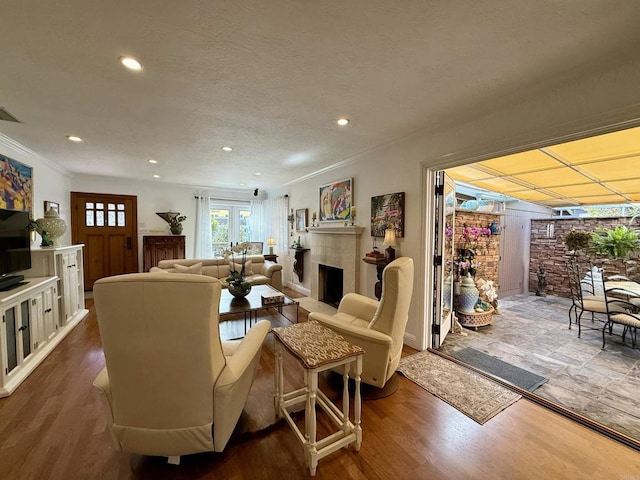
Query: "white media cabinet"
0 245 88 397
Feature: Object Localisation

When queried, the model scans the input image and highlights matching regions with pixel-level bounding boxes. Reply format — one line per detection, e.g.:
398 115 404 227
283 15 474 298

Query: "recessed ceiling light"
120 56 143 71
222 146 233 152
337 118 350 126
254 172 262 176
67 135 83 142
153 174 160 179
148 159 158 164
239 183 245 186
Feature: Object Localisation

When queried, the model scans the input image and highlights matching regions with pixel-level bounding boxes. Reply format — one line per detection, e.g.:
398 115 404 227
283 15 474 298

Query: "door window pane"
96 210 104 227
86 210 94 227
117 212 125 226
108 203 115 210
108 211 116 226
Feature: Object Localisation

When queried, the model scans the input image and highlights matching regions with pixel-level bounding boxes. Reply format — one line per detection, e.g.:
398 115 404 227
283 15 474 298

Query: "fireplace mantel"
309 226 364 301
307 226 365 236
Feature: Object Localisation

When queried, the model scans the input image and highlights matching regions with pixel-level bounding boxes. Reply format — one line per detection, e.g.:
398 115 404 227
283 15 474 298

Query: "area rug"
397 351 521 424
449 347 548 392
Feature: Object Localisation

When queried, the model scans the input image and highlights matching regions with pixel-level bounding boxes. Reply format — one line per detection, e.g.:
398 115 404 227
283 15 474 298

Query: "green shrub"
564 230 592 252
591 225 640 258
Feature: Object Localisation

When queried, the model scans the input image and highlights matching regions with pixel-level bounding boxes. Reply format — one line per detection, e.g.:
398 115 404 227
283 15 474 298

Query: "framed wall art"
295 208 308 231
318 177 353 222
44 201 60 214
371 191 405 237
0 153 33 212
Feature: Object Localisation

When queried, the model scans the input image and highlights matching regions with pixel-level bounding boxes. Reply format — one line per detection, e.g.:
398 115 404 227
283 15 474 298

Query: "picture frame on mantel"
318 177 353 222
371 191 405 237
44 201 60 214
295 208 308 231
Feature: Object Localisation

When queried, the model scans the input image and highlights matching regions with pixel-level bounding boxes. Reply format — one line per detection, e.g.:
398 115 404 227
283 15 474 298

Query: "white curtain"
194 193 213 258
250 196 288 255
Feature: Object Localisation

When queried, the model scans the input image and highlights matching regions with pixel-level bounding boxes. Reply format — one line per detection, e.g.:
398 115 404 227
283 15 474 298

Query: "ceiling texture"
447 125 640 208
3 1 640 194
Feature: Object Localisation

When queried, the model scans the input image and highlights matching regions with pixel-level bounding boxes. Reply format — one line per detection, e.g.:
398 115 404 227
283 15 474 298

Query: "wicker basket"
456 307 494 329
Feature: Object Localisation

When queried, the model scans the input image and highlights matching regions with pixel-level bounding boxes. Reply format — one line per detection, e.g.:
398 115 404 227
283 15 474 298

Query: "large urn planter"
457 274 479 313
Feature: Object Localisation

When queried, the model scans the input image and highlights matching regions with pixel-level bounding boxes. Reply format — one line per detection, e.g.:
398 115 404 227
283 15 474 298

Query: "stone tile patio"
439 293 640 441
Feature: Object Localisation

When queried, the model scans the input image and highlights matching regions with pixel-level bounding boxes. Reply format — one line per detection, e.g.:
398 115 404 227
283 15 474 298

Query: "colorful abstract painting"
319 178 352 222
0 154 33 212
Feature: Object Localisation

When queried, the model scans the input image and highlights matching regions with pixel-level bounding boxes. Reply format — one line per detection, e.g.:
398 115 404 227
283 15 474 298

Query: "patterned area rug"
398 350 521 424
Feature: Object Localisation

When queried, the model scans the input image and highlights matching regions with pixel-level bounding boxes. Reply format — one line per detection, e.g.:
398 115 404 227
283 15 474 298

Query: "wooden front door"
71 192 138 290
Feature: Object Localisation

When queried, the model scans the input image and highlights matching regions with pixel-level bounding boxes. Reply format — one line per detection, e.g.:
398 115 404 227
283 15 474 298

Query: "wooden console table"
362 256 390 300
292 248 310 282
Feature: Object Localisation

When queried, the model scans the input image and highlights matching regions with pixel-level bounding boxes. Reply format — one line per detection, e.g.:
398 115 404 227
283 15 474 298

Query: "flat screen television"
0 208 31 290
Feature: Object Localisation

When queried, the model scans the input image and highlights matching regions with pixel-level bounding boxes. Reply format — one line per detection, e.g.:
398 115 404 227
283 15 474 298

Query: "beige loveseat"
150 255 283 291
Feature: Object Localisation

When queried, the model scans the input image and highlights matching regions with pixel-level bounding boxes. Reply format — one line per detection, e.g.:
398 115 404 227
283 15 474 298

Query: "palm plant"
591 225 640 259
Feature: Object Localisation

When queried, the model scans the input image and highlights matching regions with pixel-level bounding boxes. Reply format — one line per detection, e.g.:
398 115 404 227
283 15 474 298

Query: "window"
210 202 252 255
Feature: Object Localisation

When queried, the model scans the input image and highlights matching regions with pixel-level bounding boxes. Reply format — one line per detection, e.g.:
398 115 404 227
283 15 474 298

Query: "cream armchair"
92 272 269 463
309 257 414 389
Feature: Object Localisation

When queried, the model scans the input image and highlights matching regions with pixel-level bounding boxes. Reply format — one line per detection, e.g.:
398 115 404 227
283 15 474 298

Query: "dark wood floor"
1 295 639 479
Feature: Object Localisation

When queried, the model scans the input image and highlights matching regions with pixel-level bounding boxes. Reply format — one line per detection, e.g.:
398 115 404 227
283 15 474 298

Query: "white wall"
70 174 258 270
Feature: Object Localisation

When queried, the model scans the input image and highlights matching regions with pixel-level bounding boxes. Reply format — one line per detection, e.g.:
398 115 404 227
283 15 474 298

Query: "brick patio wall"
454 211 500 288
529 217 639 297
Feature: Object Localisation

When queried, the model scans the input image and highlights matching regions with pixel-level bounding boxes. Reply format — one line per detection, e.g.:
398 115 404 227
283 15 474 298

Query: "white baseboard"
286 282 310 297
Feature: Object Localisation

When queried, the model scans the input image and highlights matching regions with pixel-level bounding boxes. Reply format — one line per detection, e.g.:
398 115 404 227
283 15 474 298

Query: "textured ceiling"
447 125 640 207
2 1 640 191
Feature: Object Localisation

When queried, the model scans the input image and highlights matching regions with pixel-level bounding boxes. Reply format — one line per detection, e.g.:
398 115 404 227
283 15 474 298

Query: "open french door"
431 172 456 348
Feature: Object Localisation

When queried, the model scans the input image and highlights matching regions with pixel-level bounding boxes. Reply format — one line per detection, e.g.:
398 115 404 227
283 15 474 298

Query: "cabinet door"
60 252 80 324
43 286 57 341
19 300 31 361
30 295 43 350
3 306 18 375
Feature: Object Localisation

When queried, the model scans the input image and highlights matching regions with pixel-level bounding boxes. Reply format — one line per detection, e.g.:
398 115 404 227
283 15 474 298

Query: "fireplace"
308 226 364 301
319 264 343 308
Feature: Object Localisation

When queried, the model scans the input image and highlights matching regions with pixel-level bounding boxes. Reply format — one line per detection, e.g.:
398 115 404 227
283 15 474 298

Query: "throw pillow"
174 262 202 275
229 260 254 276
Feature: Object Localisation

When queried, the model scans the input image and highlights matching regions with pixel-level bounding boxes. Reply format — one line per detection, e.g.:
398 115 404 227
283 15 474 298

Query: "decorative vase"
228 281 252 298
490 221 500 235
36 207 66 247
170 224 183 235
458 274 479 313
442 274 453 310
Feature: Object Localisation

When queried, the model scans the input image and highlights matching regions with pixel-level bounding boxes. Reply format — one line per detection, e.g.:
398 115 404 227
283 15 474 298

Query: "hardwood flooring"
0 294 638 479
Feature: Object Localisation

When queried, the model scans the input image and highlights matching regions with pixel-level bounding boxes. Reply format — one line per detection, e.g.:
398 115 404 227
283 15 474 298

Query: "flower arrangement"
223 241 252 297
476 278 499 313
453 225 491 280
28 220 53 247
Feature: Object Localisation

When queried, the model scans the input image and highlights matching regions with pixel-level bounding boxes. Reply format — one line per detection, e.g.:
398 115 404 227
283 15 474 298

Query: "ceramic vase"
228 281 252 299
170 224 183 235
442 274 453 310
36 207 66 247
458 274 479 313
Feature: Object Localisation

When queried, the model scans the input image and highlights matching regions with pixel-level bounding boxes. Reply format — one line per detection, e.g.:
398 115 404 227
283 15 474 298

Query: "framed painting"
295 208 308 231
0 153 33 212
319 177 353 222
44 201 60 214
371 191 405 238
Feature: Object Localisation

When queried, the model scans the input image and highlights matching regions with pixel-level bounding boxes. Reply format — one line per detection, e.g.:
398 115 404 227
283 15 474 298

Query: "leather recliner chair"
309 257 414 389
92 272 269 463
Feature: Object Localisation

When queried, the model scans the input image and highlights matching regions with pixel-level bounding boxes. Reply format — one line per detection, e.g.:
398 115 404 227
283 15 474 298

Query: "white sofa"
149 255 283 291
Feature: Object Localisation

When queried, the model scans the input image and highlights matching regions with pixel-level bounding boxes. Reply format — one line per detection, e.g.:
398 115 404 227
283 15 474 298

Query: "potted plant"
591 225 640 259
564 230 593 254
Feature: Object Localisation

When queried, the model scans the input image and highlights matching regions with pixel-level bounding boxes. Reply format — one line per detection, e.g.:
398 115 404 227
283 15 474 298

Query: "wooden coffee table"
219 284 298 335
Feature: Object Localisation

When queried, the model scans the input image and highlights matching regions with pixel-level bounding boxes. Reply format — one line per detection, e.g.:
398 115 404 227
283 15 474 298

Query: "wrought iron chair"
566 260 607 337
603 283 640 348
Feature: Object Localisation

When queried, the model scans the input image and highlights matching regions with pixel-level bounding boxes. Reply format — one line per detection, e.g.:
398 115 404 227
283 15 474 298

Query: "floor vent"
0 107 21 123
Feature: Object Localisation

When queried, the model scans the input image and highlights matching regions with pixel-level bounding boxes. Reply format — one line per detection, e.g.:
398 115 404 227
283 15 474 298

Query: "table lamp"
382 228 397 261
267 236 276 255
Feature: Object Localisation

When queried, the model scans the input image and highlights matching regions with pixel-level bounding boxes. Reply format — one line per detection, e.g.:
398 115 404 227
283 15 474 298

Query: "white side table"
272 320 364 476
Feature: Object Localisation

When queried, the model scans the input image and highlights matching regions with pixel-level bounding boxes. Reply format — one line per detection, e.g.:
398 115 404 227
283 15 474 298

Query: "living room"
3 1 640 477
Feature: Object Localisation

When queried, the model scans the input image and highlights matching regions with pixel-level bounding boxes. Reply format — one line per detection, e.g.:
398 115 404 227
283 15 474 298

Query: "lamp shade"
267 236 276 246
382 228 397 247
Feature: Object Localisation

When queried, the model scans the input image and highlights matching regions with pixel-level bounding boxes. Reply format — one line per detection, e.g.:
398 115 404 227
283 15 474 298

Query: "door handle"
127 237 132 250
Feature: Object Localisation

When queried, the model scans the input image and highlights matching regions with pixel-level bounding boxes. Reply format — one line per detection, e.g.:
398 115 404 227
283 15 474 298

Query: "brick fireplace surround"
307 226 365 302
